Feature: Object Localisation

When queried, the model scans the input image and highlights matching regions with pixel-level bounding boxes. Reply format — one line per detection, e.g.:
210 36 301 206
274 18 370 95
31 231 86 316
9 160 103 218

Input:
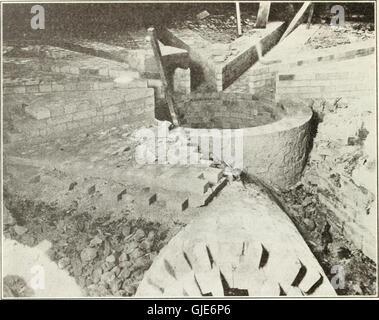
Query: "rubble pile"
280 183 376 295
170 13 259 44
3 275 35 297
305 21 375 50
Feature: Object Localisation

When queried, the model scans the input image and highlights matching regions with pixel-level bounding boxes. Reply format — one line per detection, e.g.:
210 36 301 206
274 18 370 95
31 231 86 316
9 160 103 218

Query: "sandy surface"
3 238 83 298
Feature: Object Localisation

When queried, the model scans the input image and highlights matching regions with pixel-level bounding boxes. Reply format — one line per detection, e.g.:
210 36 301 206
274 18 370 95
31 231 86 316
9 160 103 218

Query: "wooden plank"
280 2 312 41
255 2 271 28
235 2 242 36
147 27 179 127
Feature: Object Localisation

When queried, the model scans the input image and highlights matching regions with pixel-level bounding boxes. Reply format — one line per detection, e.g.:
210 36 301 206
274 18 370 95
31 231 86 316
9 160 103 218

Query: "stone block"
200 167 223 185
100 95 124 108
52 84 65 92
47 114 73 125
79 67 99 76
99 68 110 77
135 187 158 207
77 82 92 91
97 82 114 90
64 83 77 91
77 101 91 112
78 118 93 128
159 191 189 212
49 105 66 117
39 84 52 92
103 105 120 115
73 110 97 121
67 121 80 130
104 114 117 123
25 85 39 93
25 106 51 120
64 103 77 114
124 88 154 102
91 115 104 125
69 67 80 75
60 66 71 73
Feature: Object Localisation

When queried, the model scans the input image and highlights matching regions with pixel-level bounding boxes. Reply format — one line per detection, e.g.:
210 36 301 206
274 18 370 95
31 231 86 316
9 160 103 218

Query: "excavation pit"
176 92 313 190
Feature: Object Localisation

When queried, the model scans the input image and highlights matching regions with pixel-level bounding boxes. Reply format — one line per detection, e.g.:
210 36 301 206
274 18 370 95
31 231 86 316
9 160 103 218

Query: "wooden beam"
306 3 315 29
280 2 312 41
148 27 179 127
255 2 271 28
235 2 242 36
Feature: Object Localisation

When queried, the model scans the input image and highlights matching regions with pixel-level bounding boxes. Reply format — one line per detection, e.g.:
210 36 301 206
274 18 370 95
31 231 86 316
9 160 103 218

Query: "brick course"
3 78 147 96
13 87 155 142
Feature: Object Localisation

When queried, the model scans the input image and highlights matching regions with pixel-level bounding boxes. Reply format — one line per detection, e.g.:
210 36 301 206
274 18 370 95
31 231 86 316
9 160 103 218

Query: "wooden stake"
148 27 179 127
280 2 312 41
236 2 242 37
255 2 271 28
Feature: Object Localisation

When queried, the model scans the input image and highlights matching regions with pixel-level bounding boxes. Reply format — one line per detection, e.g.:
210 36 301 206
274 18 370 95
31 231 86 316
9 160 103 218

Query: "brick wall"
6 87 155 142
3 78 148 95
176 92 282 129
249 43 375 98
276 69 375 102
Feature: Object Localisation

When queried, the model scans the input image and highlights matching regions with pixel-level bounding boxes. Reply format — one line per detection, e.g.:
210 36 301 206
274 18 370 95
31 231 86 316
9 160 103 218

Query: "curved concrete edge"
176 93 313 190
136 184 336 297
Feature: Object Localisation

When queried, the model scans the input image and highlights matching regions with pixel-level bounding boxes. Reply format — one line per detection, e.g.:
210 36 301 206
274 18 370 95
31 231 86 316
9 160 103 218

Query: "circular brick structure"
136 183 336 297
176 92 313 190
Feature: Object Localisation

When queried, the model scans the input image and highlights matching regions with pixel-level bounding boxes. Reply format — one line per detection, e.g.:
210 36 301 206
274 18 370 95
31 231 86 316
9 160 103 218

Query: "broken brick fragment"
117 189 127 201
88 185 96 195
69 182 78 191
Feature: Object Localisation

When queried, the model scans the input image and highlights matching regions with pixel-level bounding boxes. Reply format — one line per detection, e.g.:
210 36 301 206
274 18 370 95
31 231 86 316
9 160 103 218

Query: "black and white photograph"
0 0 377 300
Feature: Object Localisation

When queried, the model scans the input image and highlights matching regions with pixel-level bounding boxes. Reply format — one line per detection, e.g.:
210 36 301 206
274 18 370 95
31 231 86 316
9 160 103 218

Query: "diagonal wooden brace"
148 27 179 127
